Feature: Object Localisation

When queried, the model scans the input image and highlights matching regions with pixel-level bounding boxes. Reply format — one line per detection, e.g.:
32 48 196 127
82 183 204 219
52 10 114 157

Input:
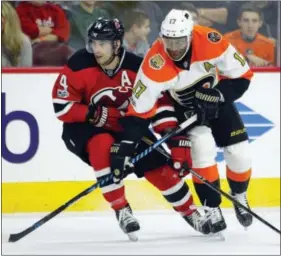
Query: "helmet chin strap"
101 54 116 67
100 41 120 68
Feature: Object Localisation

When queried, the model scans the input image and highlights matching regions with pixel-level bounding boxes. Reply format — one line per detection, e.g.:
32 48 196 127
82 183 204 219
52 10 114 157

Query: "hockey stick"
142 137 281 235
8 114 198 243
8 175 112 243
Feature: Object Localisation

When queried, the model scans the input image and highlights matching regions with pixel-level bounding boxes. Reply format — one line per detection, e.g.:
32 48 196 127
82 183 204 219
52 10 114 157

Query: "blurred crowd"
1 1 280 68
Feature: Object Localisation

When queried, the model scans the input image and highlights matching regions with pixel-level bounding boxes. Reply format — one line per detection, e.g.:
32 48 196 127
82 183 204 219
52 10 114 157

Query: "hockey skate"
183 209 211 235
205 207 227 233
231 191 253 228
115 204 140 242
201 206 227 240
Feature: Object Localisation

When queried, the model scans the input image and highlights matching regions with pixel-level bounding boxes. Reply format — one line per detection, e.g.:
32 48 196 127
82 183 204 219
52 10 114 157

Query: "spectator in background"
224 3 275 67
132 1 164 45
96 1 133 18
196 1 278 40
252 1 278 43
67 1 110 50
123 11 151 57
98 1 164 45
159 1 228 32
16 1 73 66
178 2 199 24
1 2 32 67
16 1 70 44
195 1 229 32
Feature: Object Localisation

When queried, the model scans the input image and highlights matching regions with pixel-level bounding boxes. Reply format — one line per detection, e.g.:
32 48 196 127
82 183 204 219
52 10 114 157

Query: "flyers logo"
149 54 165 70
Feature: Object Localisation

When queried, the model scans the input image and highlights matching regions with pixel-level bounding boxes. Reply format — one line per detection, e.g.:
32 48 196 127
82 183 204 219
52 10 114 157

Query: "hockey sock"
226 166 252 194
192 164 222 207
87 133 128 210
145 165 194 216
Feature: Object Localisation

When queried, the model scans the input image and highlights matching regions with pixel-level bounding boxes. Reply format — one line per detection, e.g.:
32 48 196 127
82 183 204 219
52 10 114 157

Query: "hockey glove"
167 136 192 177
110 141 136 184
194 87 223 125
86 104 124 132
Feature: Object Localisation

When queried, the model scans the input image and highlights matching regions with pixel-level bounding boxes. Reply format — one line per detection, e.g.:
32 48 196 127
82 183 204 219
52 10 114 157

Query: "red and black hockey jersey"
52 48 143 123
52 48 179 134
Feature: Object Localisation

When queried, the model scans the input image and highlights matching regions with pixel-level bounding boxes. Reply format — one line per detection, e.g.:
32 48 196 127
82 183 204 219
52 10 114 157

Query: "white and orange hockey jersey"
127 25 253 130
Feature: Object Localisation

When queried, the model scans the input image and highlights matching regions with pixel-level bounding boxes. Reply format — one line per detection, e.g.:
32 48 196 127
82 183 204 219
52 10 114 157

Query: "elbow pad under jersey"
216 78 250 103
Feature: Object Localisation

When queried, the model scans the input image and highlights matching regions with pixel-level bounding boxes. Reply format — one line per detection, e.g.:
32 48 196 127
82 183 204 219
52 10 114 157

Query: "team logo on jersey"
149 54 165 70
216 102 275 162
207 31 221 43
90 71 133 109
171 75 215 107
90 86 132 110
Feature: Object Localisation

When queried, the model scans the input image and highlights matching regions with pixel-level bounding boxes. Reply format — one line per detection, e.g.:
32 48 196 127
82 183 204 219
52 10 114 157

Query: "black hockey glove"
194 87 223 125
110 141 136 184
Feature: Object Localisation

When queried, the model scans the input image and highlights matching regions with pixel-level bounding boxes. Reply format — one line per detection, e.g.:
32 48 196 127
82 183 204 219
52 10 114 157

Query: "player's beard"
167 48 187 61
96 51 116 67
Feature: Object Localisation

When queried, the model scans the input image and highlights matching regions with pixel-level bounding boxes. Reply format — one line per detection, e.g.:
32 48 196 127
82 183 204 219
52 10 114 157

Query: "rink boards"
2 178 280 213
2 70 280 213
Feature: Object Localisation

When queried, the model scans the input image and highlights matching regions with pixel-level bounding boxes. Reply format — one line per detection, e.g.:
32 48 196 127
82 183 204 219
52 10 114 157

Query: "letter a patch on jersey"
149 54 165 70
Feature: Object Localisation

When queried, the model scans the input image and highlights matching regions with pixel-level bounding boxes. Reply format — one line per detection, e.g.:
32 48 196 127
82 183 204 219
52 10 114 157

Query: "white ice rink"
2 208 280 255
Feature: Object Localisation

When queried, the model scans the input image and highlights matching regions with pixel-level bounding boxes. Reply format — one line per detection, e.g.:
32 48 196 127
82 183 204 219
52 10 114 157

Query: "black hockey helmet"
86 17 125 53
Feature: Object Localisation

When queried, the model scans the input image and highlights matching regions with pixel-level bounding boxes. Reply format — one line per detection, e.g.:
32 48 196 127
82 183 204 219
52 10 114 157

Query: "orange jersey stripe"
192 164 220 184
219 68 253 81
126 103 158 119
227 167 252 182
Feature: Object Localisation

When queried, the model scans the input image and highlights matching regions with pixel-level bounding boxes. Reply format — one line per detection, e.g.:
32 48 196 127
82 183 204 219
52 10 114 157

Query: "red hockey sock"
145 165 194 216
87 133 128 210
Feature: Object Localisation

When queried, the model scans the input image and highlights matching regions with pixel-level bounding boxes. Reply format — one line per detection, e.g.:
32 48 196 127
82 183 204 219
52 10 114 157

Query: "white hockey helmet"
160 9 194 61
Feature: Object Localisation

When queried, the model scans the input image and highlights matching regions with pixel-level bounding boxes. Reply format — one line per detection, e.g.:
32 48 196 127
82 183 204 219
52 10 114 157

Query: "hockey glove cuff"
110 141 136 184
168 136 192 177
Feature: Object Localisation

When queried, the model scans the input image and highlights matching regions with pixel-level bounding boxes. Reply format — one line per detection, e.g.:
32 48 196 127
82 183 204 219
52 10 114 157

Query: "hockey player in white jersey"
111 9 254 234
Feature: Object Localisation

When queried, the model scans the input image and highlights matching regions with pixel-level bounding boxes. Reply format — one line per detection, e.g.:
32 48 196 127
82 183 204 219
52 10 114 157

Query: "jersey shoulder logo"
149 54 165 70
207 31 222 43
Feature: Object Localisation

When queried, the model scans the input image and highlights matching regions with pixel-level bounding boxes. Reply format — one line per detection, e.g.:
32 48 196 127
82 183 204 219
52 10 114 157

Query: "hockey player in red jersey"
111 9 254 235
52 17 212 241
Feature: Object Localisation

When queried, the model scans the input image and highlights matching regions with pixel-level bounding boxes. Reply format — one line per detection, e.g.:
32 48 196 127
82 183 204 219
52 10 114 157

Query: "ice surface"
2 208 280 255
